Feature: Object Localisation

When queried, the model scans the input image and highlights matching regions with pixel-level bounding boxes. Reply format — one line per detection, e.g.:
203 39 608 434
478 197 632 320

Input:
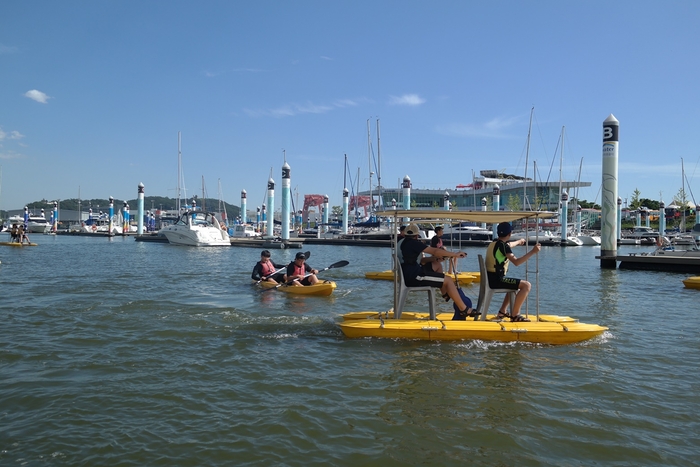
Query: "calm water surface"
1 235 698 466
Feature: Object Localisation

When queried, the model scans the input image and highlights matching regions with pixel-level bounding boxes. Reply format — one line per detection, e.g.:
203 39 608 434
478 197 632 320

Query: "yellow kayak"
260 280 337 296
0 242 38 247
682 276 700 289
365 270 479 285
338 311 607 345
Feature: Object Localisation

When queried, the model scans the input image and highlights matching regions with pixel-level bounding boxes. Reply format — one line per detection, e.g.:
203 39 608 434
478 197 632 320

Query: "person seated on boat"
18 224 31 245
428 226 447 273
252 250 287 284
10 223 19 243
398 225 406 240
286 252 319 286
486 222 541 322
400 223 478 319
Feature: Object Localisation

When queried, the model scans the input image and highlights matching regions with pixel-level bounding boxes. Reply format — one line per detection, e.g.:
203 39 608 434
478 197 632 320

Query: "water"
1 236 698 466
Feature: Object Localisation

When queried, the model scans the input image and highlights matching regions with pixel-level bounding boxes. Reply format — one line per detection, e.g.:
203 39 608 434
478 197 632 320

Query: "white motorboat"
575 233 601 246
231 224 261 238
441 223 493 241
82 214 123 235
623 226 659 244
7 212 51 233
160 210 230 246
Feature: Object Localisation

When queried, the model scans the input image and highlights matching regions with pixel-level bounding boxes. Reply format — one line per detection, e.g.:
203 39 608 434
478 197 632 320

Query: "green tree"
675 187 689 210
505 193 522 212
629 188 642 210
639 198 660 210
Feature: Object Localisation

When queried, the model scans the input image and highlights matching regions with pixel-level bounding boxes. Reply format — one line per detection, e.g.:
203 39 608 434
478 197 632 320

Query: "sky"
2 0 700 213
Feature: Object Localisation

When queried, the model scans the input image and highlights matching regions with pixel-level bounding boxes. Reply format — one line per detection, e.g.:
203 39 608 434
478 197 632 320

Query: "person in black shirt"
399 223 478 319
251 250 286 284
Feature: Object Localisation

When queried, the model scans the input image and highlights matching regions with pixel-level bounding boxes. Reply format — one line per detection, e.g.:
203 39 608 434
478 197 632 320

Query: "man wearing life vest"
485 222 541 322
251 250 286 284
285 252 319 286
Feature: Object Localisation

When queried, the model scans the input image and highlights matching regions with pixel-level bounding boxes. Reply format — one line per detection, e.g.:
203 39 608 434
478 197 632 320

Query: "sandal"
465 308 480 318
492 310 510 321
510 314 531 322
451 305 481 320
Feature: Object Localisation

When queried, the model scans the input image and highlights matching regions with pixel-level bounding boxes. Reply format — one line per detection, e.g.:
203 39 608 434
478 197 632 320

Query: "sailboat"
553 126 582 246
159 133 231 246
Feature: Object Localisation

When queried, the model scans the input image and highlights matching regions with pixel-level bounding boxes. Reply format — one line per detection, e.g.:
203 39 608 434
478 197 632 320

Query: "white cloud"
0 127 25 142
0 150 23 160
25 90 51 104
388 94 426 106
0 44 18 54
245 97 368 118
320 56 333 61
436 116 522 139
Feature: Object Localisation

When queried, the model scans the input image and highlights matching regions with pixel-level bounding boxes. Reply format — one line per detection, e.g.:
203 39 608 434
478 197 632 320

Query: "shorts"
403 267 445 288
487 272 520 290
299 277 313 286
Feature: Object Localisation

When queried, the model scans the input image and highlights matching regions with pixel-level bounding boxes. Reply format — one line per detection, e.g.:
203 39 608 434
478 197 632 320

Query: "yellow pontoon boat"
339 210 608 345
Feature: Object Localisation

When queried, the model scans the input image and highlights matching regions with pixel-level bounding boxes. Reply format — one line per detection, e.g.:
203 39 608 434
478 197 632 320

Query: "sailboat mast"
524 106 533 210
356 167 360 220
201 176 206 211
376 119 382 210
367 119 372 214
682 157 686 232
559 126 565 226
177 132 182 212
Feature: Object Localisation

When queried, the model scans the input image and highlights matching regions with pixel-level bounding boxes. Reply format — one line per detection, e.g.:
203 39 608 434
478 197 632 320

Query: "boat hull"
338 313 607 345
364 270 479 284
682 276 700 289
342 311 578 322
162 231 229 246
260 281 337 296
0 242 38 247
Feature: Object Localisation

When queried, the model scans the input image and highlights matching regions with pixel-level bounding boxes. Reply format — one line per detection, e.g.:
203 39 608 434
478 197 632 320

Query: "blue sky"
2 0 700 213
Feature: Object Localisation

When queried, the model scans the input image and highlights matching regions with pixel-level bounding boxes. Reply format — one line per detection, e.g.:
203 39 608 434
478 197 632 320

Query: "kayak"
259 280 337 296
682 276 700 289
364 270 478 285
0 242 38 247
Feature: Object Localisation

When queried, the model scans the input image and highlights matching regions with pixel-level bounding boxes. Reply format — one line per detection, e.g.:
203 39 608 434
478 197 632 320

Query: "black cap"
295 252 306 260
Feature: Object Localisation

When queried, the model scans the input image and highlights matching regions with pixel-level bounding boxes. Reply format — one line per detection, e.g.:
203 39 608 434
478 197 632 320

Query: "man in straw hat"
399 223 478 319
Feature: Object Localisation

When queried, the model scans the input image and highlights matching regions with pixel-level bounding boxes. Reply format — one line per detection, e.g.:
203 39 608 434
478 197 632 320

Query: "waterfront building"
360 170 591 212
